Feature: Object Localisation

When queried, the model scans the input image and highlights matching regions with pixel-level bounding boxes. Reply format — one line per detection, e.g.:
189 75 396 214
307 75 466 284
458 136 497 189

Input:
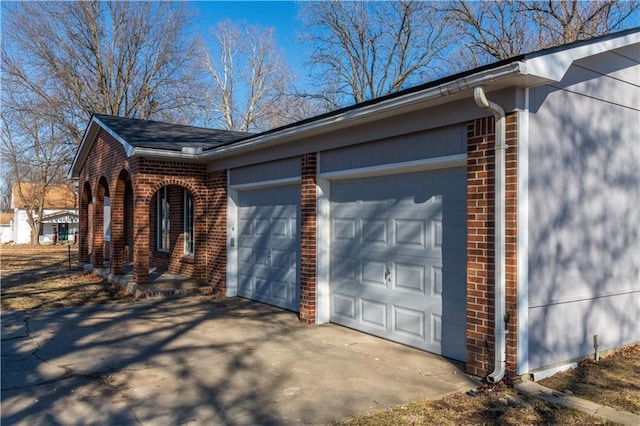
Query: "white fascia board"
93 116 136 157
523 31 640 82
129 147 207 162
68 116 136 179
201 62 525 160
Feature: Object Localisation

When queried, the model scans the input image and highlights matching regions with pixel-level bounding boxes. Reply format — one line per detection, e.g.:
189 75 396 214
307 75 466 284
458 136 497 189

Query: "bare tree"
2 1 206 145
300 0 452 107
204 20 303 132
441 1 537 69
523 0 639 46
442 0 639 69
1 1 207 244
1 106 72 245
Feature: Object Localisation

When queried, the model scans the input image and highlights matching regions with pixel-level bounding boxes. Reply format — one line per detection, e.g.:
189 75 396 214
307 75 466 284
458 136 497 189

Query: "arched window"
183 190 194 255
157 186 170 251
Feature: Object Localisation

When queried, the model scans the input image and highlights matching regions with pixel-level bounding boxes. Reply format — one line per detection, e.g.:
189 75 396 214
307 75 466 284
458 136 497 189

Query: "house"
10 183 79 244
0 211 14 243
69 28 640 382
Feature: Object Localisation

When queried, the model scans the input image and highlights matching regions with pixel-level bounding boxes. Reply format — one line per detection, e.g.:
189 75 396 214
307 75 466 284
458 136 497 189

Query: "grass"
538 345 640 415
2 243 638 425
1 244 134 310
337 383 617 425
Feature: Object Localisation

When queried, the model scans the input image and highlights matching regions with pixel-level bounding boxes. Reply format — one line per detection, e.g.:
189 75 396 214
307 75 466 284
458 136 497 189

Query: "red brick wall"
78 128 209 284
466 114 518 380
206 170 227 294
300 153 317 323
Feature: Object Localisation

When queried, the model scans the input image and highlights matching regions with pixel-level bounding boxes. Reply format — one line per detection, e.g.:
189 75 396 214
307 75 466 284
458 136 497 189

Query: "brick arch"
93 176 110 268
133 178 208 284
111 169 134 275
79 181 93 263
143 179 204 208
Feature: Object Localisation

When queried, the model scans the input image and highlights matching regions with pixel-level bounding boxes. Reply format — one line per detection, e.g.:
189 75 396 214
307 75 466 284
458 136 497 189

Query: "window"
184 190 194 255
157 186 170 251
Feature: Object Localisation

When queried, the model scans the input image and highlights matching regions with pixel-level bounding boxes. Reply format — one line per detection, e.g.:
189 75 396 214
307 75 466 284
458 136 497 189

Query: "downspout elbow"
474 86 507 384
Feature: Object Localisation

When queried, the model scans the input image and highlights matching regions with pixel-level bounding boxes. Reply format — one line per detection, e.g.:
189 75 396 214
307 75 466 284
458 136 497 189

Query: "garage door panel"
361 258 388 287
362 218 387 243
330 167 466 361
361 298 388 330
237 185 300 312
332 293 356 320
393 306 426 340
393 262 426 294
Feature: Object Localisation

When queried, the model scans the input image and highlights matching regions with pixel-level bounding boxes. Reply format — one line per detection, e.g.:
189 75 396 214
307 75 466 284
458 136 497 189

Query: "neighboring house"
10 183 79 244
69 29 640 382
0 212 14 243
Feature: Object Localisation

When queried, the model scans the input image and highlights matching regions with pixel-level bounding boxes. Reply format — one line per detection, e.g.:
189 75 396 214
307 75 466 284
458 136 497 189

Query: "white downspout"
473 87 507 383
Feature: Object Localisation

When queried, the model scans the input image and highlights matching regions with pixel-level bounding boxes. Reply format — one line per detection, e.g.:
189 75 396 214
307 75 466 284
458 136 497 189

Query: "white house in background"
10 183 79 244
0 212 13 243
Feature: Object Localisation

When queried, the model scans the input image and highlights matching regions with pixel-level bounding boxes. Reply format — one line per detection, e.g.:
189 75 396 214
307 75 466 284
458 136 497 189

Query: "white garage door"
330 167 467 361
237 185 300 312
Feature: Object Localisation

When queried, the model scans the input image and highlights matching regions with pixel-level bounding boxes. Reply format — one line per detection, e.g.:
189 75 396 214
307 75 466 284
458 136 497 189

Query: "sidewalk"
516 381 640 426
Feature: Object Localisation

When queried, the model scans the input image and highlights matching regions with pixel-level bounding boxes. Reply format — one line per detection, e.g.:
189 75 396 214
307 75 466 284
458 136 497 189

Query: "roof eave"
68 115 136 180
199 61 530 161
523 29 640 81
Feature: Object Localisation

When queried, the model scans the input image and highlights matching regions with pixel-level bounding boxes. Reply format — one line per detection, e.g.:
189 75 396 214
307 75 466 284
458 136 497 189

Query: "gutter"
473 86 507 383
198 62 526 160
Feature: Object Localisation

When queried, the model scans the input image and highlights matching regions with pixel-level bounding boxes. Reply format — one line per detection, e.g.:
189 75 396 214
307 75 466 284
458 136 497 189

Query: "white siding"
527 45 640 370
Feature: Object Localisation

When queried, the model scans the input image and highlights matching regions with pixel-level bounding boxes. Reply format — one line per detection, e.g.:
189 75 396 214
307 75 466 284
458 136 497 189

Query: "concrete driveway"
1 297 478 425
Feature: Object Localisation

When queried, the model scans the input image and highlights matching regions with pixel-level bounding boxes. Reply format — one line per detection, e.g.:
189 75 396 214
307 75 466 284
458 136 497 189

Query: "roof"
12 183 77 209
41 210 79 223
70 27 640 178
92 114 252 151
0 212 13 225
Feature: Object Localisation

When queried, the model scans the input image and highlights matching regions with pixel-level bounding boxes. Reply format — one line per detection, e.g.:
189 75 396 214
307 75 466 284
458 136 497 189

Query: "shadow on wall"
527 77 640 370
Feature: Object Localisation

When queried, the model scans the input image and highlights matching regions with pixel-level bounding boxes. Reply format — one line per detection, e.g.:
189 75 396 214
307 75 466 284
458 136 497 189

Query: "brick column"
93 186 105 268
466 114 518 381
299 153 317 323
110 178 126 275
79 183 91 263
133 190 149 285
206 170 227 294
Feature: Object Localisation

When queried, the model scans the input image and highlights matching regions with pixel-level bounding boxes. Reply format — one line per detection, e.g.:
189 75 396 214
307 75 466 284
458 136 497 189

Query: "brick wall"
299 153 317 323
466 114 518 380
78 128 209 285
206 170 227 294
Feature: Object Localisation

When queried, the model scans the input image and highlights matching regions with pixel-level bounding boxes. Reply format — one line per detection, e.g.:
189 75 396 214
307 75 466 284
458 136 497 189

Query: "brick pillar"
110 178 126 275
79 184 91 263
93 186 105 268
133 190 149 284
299 153 317 323
466 114 518 381
206 170 227 294
192 190 207 282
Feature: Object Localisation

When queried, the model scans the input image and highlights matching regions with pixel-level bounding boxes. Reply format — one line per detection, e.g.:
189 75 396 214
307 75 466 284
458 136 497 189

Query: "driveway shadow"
2 297 477 425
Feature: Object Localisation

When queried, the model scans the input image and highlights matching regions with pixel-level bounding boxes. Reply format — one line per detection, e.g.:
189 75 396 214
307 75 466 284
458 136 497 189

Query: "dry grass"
539 345 640 415
1 244 134 310
337 383 616 425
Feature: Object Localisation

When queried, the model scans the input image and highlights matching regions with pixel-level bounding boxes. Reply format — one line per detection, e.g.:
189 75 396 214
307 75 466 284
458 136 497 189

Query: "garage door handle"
385 267 391 282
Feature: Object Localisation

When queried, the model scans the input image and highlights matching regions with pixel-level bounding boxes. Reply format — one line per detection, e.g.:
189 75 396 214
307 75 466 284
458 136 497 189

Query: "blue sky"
188 1 307 74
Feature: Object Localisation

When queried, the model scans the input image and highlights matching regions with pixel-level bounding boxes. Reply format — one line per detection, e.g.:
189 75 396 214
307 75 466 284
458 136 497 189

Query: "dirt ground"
1 244 134 310
2 244 637 425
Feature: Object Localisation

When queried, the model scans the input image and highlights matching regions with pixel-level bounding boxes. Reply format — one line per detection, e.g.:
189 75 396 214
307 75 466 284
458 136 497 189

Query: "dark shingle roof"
93 114 252 151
